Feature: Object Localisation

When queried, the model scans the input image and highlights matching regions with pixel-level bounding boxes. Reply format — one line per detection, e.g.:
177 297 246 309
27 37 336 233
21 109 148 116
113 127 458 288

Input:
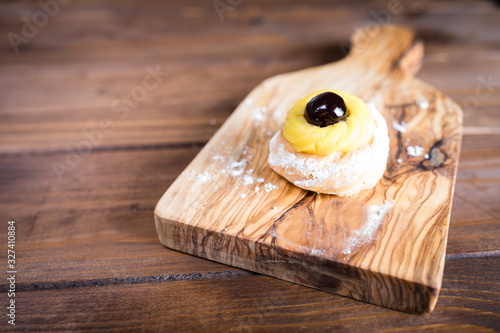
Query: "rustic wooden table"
1 0 499 331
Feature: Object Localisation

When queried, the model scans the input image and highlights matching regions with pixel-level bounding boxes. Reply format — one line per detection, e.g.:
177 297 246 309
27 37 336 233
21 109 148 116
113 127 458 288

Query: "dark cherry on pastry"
304 92 350 127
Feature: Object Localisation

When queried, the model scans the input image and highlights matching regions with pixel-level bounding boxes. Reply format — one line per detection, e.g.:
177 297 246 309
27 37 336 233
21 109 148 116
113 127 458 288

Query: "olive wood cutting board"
155 25 463 314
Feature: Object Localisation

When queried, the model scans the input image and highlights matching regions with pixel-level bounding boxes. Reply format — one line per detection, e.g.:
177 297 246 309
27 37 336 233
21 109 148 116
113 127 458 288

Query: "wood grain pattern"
155 25 463 314
1 0 497 155
0 144 495 287
9 257 499 332
0 0 498 330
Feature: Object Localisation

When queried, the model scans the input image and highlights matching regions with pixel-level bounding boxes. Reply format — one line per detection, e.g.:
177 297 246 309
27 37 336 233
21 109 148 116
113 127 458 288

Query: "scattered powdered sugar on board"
196 172 212 183
264 183 278 192
407 145 425 157
343 201 394 255
271 108 285 124
211 154 226 162
393 121 407 133
228 158 247 177
191 144 279 196
230 159 247 168
416 95 429 109
252 106 267 125
230 168 244 177
243 175 255 185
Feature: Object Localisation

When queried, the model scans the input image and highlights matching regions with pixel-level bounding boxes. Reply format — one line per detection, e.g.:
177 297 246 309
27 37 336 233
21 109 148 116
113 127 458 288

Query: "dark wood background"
1 0 499 331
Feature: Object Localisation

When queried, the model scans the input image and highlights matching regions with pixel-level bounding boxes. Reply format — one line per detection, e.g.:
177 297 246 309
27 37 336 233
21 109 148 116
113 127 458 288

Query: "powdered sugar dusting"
212 154 226 162
416 96 429 109
230 168 244 177
268 131 343 188
272 108 285 125
393 121 407 133
343 200 394 255
191 142 279 197
252 106 267 125
407 145 425 157
196 172 212 183
230 159 247 169
264 183 278 192
243 175 255 185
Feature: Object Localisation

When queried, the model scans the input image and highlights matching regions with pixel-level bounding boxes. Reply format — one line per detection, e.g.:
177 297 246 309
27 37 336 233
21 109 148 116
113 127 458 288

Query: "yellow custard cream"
283 90 374 156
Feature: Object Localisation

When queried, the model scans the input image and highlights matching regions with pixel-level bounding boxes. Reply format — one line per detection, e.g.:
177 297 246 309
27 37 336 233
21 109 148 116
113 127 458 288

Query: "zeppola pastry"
268 90 389 196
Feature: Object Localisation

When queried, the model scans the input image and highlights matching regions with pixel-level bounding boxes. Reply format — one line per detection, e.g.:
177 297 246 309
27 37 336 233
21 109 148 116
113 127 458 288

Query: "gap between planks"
0 270 255 293
0 141 208 158
2 253 498 293
446 250 500 260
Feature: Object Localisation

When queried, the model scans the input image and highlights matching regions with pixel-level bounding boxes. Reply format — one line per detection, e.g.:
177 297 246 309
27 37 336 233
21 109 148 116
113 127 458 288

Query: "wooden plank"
0 0 498 154
0 1 496 52
6 257 499 332
1 90 497 287
0 141 496 289
155 26 463 313
0 148 247 286
0 0 498 327
448 135 500 255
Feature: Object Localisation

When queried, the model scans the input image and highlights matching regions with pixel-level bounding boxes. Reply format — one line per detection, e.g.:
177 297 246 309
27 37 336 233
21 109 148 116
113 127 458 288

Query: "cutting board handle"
346 25 424 77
